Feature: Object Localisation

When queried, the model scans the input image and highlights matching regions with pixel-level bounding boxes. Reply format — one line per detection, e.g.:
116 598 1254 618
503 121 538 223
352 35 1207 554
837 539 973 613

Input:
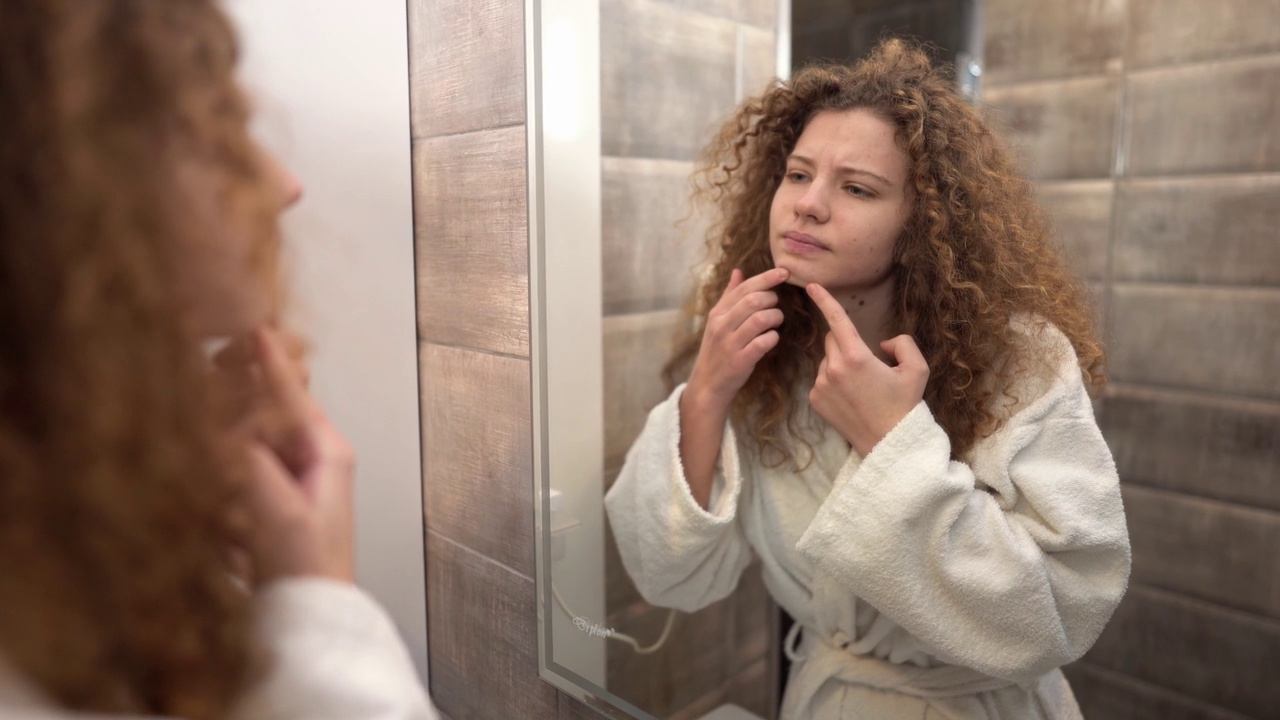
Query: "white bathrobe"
0 579 439 720
605 319 1130 719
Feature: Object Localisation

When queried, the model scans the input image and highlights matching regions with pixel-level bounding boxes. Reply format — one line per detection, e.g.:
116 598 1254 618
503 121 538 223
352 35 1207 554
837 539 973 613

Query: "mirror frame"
529 0 791 716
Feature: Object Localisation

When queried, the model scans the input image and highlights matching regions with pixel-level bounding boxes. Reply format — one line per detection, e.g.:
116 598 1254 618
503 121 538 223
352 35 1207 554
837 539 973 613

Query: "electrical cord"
551 582 678 655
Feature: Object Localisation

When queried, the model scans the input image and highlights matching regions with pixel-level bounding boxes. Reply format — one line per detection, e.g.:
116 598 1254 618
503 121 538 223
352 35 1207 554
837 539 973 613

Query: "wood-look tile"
848 2 964 69
1122 484 1280 620
1127 0 1280 70
606 600 733 717
1084 584 1280 718
1088 281 1109 350
740 24 778 100
667 686 731 720
1100 384 1280 512
1036 180 1113 282
421 344 534 575
737 0 777 31
1126 56 1280 176
604 512 643 615
415 126 530 357
1114 175 1280 285
557 692 633 720
983 77 1119 181
601 158 705 316
1063 662 1252 720
731 563 773 670
426 532 558 719
983 0 1124 85
407 0 523 139
792 0 851 31
656 0 777 29
603 310 685 470
726 657 775 720
1108 285 1280 401
602 0 738 160
793 24 858 70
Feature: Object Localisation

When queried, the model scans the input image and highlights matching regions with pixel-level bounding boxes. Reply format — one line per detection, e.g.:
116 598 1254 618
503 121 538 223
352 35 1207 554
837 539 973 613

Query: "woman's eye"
846 185 871 198
787 172 808 183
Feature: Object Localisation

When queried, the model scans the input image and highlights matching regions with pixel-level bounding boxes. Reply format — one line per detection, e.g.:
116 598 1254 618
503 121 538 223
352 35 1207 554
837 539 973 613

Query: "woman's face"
180 147 303 338
769 108 911 302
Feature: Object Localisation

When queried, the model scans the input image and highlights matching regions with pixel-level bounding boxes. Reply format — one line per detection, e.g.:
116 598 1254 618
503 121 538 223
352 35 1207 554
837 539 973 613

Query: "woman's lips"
781 231 828 254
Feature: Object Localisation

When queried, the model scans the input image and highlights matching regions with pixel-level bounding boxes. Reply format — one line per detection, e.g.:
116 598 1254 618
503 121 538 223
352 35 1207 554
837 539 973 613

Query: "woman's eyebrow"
786 153 894 187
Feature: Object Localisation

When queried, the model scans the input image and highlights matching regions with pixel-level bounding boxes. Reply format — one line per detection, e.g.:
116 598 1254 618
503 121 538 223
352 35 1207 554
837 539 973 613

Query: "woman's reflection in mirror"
605 38 1129 720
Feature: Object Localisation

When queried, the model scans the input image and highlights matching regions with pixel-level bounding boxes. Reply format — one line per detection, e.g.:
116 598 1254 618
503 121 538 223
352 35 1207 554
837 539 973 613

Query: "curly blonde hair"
0 1 279 717
665 39 1105 464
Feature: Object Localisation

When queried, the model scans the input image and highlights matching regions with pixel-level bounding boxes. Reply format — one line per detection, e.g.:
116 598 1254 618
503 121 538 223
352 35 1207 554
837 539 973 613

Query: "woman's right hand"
236 327 356 585
685 267 790 410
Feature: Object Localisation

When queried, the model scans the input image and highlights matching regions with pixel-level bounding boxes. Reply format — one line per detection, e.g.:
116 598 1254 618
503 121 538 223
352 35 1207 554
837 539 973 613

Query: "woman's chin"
777 268 810 288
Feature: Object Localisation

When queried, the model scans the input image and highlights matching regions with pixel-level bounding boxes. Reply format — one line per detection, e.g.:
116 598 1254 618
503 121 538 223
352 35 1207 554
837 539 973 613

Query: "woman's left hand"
806 283 930 457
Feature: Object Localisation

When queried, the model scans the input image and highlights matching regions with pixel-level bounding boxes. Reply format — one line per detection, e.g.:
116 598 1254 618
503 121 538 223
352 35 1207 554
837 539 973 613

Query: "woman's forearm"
677 385 732 510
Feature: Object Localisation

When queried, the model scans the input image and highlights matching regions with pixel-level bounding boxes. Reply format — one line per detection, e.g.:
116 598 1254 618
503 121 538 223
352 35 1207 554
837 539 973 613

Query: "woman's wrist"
682 378 733 422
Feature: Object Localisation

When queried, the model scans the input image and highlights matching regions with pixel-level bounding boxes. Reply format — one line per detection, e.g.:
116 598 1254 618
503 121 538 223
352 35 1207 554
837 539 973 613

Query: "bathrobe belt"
781 622 1022 718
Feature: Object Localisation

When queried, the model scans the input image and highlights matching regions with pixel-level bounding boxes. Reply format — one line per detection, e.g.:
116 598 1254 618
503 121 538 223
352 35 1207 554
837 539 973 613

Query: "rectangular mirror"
531 1 984 718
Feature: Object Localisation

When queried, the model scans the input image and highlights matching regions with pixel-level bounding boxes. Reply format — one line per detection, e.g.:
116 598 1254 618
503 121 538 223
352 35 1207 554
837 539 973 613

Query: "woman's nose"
794 184 827 222
263 150 304 210
275 163 304 210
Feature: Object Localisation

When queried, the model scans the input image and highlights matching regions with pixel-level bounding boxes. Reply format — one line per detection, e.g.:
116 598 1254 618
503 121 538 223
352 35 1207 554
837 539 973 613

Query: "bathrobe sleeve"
230 578 439 720
795 324 1131 684
604 384 755 613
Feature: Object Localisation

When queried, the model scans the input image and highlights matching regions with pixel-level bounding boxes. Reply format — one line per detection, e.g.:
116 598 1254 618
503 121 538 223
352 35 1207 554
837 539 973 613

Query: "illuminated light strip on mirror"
529 0 793 715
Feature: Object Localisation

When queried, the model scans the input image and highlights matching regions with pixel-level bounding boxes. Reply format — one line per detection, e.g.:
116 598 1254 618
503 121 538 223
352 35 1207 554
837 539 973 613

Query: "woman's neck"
832 280 896 365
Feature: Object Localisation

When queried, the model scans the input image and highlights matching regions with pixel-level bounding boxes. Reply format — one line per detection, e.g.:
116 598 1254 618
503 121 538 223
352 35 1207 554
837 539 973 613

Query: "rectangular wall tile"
655 0 776 29
415 126 530 356
984 0 1125 85
1114 175 1280 285
421 344 534 575
792 0 851 29
1084 585 1280 718
1126 56 1280 176
603 0 737 160
601 158 705 315
740 24 778 100
559 693 632 720
849 1 964 66
606 600 733 718
725 657 774 719
603 310 684 470
1064 663 1252 720
1127 0 1280 70
730 563 774 669
1108 285 1280 400
427 533 559 718
1036 180 1114 281
1122 484 1280 620
983 77 1119 180
1100 384 1280 511
737 0 777 31
408 0 523 138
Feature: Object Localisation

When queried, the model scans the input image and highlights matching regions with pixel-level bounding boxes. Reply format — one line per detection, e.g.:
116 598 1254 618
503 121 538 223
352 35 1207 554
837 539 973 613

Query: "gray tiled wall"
409 0 584 717
410 0 780 715
983 1 1280 716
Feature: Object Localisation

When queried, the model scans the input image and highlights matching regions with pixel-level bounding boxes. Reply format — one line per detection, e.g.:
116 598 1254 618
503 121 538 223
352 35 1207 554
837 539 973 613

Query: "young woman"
0 2 434 718
606 39 1130 719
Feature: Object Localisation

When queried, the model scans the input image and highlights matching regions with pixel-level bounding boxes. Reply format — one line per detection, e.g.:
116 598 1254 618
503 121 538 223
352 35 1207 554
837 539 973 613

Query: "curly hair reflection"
664 38 1105 466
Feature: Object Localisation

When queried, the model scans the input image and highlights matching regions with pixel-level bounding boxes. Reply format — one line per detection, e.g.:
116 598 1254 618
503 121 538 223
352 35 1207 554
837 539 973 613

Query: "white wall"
224 1 427 678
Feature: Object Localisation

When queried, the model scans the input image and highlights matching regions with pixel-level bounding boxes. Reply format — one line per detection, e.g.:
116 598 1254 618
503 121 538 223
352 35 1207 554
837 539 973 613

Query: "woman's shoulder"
988 313 1092 424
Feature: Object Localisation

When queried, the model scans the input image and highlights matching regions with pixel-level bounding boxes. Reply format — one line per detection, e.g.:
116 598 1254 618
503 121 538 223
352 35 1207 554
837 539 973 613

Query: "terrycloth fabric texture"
0 579 438 720
605 318 1130 719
